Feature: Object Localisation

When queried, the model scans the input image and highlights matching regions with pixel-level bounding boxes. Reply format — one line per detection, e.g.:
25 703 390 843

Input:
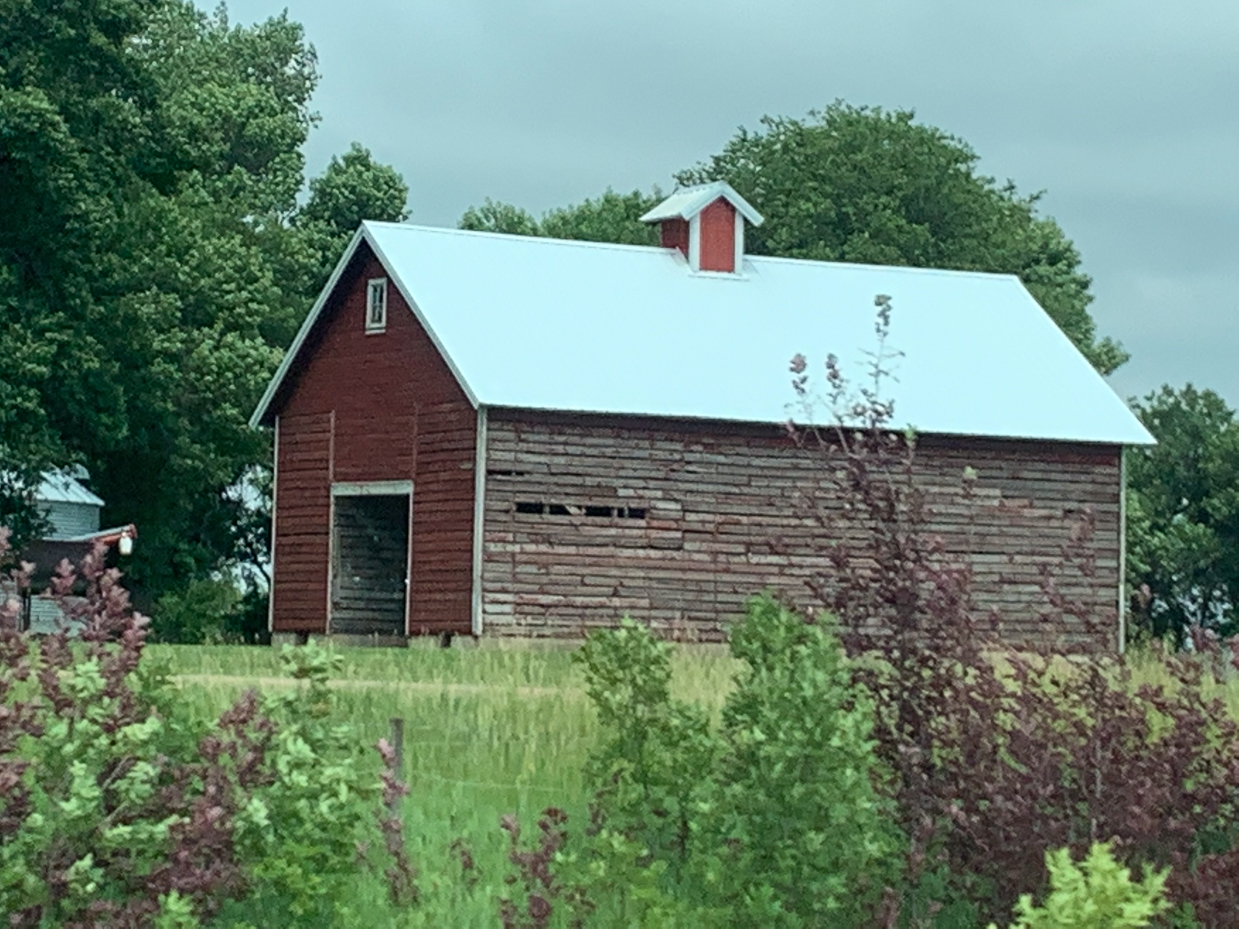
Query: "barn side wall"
270 244 477 636
480 411 1122 649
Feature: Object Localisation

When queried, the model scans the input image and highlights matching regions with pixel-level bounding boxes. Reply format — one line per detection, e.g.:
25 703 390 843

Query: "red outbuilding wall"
660 218 689 258
698 199 737 272
269 243 477 636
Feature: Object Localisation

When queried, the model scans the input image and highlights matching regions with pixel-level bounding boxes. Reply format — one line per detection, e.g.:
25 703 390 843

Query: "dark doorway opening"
330 494 410 636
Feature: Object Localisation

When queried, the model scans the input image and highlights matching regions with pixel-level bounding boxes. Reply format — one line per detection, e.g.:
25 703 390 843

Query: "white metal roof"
639 182 765 226
36 471 104 506
253 222 1153 445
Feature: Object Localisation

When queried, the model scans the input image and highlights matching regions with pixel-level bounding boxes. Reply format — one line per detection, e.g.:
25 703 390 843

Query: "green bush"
992 843 1169 929
574 616 717 871
574 595 901 928
704 595 901 927
215 642 386 926
151 577 241 644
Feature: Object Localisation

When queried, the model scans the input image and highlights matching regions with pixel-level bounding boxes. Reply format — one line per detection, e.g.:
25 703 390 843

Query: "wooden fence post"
388 717 405 816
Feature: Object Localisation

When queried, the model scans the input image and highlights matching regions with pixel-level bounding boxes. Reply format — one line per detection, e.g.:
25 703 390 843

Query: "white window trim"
471 406 488 637
365 277 388 333
733 212 745 274
331 479 412 497
327 479 414 637
268 415 280 634
1118 449 1127 655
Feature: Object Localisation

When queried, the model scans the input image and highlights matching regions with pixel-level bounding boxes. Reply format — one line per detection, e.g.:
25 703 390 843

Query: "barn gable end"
268 242 476 637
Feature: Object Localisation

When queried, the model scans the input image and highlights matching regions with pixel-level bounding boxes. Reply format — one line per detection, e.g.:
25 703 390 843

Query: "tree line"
0 0 408 623
1 0 1234 644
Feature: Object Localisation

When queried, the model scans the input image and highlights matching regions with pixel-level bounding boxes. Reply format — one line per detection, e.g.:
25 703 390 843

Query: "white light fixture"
119 534 134 557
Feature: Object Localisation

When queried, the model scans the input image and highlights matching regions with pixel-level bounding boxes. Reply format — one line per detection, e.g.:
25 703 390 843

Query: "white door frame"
328 480 414 636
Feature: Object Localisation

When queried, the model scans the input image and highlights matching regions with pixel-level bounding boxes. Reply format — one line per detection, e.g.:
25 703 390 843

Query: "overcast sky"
223 0 1239 409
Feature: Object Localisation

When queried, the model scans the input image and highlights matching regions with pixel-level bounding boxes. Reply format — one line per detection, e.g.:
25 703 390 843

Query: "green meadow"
146 640 740 926
142 638 1239 927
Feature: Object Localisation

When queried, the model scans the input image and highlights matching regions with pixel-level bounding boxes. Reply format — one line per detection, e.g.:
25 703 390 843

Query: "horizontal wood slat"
482 414 1121 648
271 412 331 633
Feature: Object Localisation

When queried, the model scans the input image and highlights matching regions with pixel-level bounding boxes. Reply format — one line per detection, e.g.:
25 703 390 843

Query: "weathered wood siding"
270 244 477 636
481 411 1121 649
330 495 409 635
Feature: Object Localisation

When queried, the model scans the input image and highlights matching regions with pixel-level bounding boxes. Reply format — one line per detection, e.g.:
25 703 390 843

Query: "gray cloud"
223 0 1239 407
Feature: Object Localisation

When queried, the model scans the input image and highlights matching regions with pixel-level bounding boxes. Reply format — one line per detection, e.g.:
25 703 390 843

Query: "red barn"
251 183 1152 649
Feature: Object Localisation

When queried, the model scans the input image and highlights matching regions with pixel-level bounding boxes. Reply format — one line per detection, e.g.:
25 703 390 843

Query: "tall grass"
145 641 739 926
152 639 1239 926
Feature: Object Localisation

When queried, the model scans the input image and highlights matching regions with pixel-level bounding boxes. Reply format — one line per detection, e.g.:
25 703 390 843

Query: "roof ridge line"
366 222 1023 282
363 221 671 257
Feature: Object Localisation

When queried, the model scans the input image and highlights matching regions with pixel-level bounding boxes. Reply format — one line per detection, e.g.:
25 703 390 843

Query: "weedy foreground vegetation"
0 555 1213 929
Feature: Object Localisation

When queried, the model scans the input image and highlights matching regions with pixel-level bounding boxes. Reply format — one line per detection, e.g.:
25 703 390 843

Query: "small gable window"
366 278 388 333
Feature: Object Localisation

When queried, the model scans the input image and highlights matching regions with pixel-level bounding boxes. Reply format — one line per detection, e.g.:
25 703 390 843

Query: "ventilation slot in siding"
513 501 647 519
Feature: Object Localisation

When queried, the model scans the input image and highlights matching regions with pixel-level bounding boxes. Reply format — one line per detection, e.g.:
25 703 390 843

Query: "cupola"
640 181 764 274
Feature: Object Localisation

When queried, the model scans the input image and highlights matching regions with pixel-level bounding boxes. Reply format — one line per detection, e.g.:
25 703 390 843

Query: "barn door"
329 483 412 637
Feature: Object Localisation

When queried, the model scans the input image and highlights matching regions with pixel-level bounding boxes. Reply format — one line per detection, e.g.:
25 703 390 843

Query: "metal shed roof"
253 222 1153 446
36 471 104 507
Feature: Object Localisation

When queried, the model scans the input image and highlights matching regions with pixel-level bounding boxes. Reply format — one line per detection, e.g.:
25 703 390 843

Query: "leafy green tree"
458 198 540 236
294 141 410 295
0 0 409 623
461 103 1125 374
539 189 661 245
71 2 318 607
0 0 164 537
1126 385 1239 644
461 188 660 245
300 142 409 234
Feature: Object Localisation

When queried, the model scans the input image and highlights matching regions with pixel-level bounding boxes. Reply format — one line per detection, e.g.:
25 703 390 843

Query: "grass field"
146 640 740 926
145 638 1239 926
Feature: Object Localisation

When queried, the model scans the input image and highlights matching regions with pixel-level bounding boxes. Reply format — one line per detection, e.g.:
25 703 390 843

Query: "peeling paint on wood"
481 412 1121 647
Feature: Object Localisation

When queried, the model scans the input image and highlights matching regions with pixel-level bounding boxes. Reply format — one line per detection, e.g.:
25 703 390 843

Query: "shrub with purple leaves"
0 530 400 928
787 299 1239 928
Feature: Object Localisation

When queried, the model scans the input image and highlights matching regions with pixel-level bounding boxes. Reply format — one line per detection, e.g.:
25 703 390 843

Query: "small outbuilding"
12 469 137 633
251 183 1153 649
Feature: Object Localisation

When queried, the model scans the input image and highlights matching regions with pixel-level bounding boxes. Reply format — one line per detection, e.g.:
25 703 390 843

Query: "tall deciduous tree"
0 0 164 537
1126 385 1239 643
460 188 662 245
460 103 1126 374
0 0 408 617
294 142 411 295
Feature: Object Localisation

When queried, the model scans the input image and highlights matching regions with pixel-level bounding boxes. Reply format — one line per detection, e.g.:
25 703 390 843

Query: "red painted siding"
698 199 736 272
660 218 689 257
270 412 332 633
270 244 477 636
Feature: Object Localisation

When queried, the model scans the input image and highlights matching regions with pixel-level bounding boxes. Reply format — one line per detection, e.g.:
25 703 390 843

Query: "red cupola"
640 181 764 274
